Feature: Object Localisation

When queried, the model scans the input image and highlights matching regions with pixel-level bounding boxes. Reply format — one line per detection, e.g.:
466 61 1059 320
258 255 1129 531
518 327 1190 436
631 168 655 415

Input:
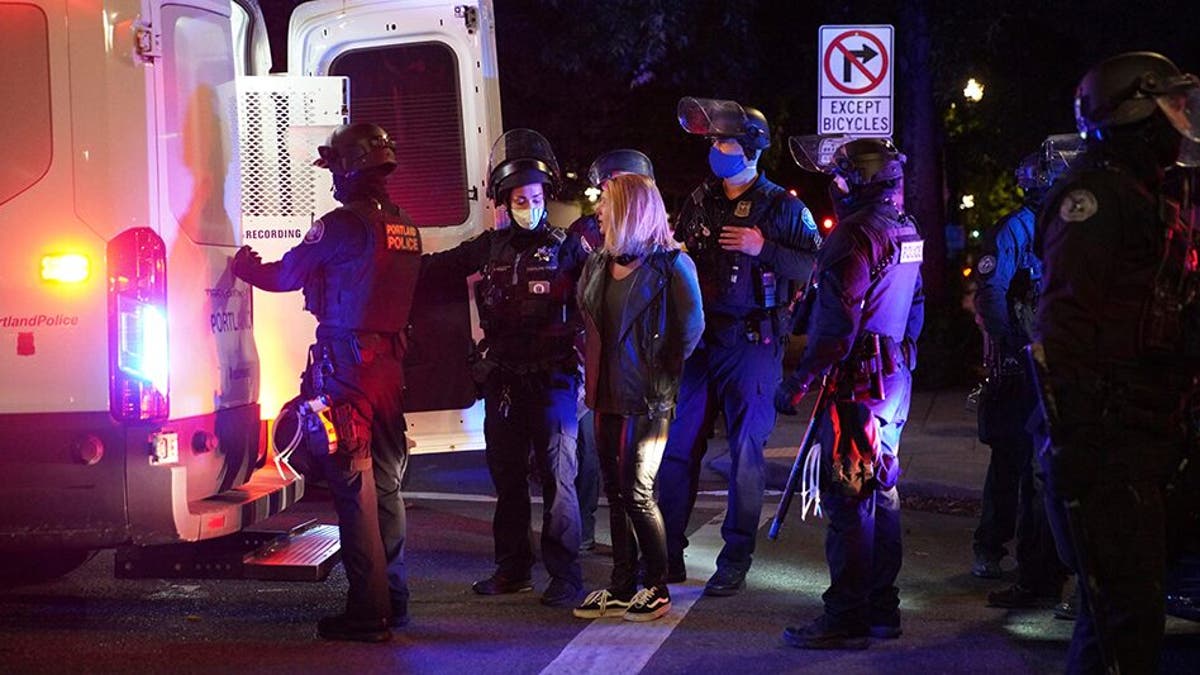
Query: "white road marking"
538 510 775 675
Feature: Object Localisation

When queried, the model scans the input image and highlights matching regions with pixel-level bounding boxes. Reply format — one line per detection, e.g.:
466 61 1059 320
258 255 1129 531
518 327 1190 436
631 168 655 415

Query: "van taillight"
107 228 169 421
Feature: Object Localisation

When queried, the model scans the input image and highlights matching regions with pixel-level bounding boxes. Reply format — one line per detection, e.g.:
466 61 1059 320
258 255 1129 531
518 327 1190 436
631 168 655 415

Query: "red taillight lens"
108 228 169 422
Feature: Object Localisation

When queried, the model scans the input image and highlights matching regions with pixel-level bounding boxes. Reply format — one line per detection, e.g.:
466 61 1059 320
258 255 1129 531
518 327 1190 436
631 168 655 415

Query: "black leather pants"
596 412 670 592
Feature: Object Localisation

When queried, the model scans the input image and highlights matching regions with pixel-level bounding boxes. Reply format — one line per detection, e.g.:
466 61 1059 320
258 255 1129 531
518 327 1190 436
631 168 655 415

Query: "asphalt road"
1 450 1197 674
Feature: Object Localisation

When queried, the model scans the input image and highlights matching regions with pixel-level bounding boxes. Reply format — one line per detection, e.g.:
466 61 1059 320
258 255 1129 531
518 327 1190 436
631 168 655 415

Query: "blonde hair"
599 174 680 258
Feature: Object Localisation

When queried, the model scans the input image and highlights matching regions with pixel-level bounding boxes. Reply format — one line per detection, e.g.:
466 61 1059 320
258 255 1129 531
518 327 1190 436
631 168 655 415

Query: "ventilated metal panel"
234 76 347 422
236 76 348 219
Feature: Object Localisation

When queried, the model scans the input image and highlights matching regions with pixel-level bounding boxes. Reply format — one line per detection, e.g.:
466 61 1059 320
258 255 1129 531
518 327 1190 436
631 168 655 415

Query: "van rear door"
286 0 502 452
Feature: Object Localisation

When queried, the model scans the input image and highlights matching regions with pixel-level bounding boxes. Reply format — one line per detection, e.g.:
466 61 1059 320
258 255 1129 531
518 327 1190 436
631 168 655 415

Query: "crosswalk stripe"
539 509 774 675
536 511 723 675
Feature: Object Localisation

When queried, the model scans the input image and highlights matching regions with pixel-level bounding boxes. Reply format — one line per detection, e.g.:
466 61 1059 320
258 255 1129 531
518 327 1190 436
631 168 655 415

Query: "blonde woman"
573 174 704 621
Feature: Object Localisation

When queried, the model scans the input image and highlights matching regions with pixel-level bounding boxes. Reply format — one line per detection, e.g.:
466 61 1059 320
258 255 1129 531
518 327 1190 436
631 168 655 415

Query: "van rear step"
115 514 340 581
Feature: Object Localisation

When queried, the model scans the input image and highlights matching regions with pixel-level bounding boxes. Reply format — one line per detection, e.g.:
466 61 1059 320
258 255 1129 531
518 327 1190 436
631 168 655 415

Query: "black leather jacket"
577 249 704 418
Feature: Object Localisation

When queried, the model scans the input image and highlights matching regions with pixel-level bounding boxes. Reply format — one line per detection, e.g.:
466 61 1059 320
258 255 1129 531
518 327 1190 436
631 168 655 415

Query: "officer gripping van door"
0 0 500 582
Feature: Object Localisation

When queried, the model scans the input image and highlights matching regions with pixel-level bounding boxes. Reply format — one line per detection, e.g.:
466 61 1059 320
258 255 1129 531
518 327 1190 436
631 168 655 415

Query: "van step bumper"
243 522 341 582
115 514 339 581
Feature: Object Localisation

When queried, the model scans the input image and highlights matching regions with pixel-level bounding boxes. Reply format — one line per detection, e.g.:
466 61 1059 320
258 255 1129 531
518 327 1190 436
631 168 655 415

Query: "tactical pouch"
842 334 886 402
819 400 881 498
467 340 496 397
332 401 371 460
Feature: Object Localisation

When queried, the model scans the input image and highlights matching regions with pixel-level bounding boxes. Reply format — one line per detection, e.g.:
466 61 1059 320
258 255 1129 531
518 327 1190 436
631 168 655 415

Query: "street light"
963 77 984 103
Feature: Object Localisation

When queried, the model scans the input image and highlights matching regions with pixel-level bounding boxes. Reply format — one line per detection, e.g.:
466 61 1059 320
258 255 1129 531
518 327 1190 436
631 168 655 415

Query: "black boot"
316 614 392 643
782 615 869 650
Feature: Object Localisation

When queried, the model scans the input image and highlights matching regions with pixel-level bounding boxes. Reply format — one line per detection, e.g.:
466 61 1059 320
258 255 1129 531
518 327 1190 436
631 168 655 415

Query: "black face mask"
332 168 391 204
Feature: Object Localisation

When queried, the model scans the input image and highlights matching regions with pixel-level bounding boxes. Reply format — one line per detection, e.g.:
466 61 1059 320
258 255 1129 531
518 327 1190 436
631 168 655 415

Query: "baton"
768 374 831 541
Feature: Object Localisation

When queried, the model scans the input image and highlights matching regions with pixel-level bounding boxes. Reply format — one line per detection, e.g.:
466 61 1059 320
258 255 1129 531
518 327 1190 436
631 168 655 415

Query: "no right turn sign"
818 25 894 137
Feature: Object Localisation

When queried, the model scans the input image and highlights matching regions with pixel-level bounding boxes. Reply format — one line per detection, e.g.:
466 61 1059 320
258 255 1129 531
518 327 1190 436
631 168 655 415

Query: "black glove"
774 373 810 416
232 245 261 278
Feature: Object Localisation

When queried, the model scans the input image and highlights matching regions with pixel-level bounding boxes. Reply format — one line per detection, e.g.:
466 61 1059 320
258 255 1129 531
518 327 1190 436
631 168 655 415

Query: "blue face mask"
708 145 748 178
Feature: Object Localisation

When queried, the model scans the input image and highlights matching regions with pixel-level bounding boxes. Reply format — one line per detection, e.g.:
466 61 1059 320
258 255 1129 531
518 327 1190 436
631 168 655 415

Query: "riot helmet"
1075 52 1200 166
587 149 655 187
1015 134 1084 204
1014 152 1042 194
486 128 562 200
830 138 906 187
315 123 397 177
677 97 771 157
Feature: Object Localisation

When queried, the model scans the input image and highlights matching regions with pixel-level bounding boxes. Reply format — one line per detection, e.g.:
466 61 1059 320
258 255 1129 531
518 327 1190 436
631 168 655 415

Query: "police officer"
422 129 588 607
775 137 924 649
233 122 420 642
971 147 1070 609
658 98 822 595
1033 51 1200 673
568 149 657 551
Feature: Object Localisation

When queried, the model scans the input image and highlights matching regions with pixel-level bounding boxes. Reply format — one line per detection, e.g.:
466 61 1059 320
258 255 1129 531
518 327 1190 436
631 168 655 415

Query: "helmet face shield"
1155 85 1200 144
788 134 854 174
677 97 749 138
486 128 561 199
790 134 904 186
587 149 654 187
1039 133 1086 183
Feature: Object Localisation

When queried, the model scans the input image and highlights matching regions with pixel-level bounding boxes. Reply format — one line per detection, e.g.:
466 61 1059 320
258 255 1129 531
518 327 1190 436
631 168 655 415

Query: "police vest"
475 226 573 339
860 209 924 343
311 200 423 334
680 180 788 314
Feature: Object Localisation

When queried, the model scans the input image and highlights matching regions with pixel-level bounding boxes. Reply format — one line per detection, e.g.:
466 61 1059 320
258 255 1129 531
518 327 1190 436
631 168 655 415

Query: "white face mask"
511 206 543 229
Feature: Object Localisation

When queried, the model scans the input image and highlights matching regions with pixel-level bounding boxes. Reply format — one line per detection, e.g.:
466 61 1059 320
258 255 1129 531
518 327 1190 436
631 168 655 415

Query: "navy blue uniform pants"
596 413 671 593
974 372 1065 591
659 337 781 573
310 338 409 622
976 436 1067 592
483 368 582 587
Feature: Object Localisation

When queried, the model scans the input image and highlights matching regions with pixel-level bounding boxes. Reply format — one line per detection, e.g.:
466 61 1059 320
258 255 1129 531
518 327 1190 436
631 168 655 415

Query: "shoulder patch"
303 219 326 244
580 236 593 254
800 206 818 231
1059 189 1098 223
977 254 997 275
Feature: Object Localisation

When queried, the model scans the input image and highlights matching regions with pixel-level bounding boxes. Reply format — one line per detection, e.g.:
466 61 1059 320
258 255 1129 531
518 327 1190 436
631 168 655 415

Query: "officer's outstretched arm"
232 221 345 292
755 198 820 282
671 252 705 360
419 231 492 280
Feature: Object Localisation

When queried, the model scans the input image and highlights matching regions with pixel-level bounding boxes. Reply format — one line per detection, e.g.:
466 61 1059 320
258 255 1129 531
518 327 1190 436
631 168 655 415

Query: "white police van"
0 0 498 581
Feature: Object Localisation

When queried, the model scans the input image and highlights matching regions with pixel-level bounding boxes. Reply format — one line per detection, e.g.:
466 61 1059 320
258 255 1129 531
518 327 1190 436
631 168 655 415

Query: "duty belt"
315 331 404 363
706 310 784 345
491 352 577 376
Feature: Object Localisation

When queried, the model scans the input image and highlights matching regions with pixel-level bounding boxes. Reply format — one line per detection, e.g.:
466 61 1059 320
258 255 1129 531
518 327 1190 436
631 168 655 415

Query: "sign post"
818 25 894 137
